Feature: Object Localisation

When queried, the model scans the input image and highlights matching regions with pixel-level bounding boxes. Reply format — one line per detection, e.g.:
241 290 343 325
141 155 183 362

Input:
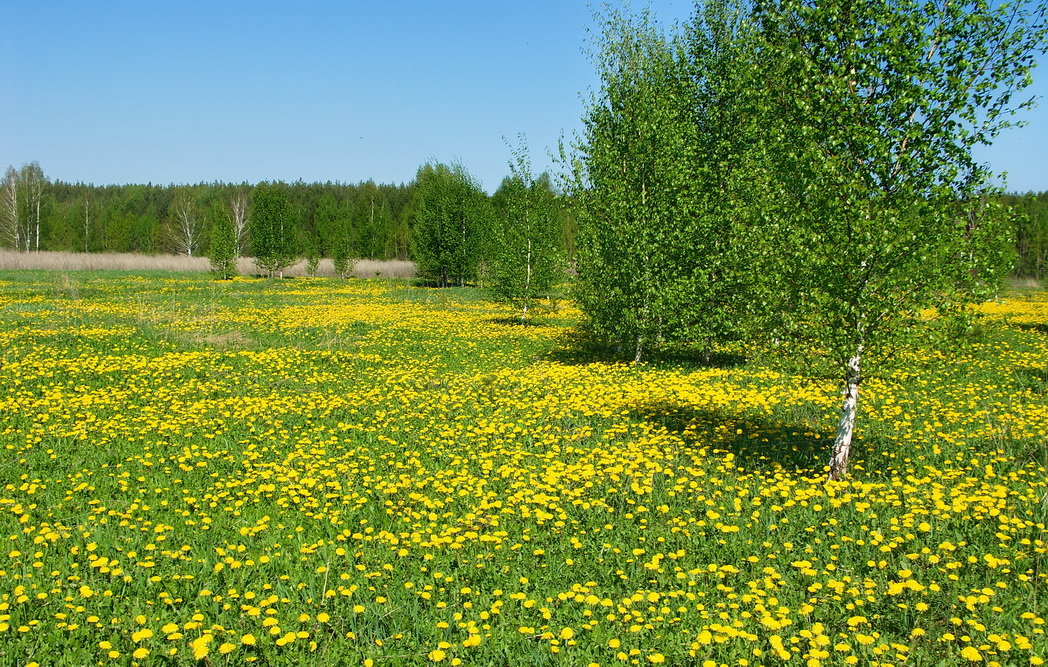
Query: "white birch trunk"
171 196 200 256
828 347 863 481
229 193 248 257
0 168 18 250
522 235 533 323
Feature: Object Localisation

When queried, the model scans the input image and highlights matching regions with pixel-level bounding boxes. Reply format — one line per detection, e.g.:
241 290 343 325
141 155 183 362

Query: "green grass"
0 270 1044 666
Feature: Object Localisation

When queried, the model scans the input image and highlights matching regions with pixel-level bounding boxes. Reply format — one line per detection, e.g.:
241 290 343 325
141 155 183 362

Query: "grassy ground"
0 270 1044 666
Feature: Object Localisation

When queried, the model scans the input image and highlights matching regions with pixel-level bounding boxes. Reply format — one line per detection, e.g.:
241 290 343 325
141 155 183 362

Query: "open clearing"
0 271 1045 665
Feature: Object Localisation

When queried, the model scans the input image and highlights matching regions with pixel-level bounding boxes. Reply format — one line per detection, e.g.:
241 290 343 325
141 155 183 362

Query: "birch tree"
208 202 237 280
1 163 48 252
332 226 355 278
0 167 18 250
82 193 93 253
755 0 1046 480
251 184 297 278
229 189 249 257
412 161 489 287
488 139 563 322
570 4 768 361
570 9 693 361
166 189 203 256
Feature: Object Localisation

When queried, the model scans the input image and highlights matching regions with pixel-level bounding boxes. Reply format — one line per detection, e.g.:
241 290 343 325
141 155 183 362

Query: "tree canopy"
569 0 1047 478
411 162 490 287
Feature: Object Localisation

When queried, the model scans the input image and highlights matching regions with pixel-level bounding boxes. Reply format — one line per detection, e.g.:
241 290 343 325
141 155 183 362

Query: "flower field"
0 271 1045 666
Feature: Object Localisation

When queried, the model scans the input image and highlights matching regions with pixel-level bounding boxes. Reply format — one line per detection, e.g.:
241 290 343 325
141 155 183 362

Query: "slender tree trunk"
34 199 40 252
84 197 90 253
0 168 18 251
636 180 650 366
828 346 863 481
229 192 248 257
522 238 533 323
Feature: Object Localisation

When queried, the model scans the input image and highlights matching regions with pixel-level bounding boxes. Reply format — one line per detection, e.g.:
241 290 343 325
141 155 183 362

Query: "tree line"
1004 191 1048 279
0 174 416 261
0 160 1043 279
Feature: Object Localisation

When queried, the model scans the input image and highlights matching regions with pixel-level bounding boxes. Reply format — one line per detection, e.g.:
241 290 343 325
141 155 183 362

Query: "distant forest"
2 168 417 261
1002 192 1048 279
1 162 1046 278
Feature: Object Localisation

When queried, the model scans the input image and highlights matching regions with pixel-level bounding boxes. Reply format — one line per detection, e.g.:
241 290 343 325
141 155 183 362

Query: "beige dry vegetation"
0 250 415 279
1008 275 1044 290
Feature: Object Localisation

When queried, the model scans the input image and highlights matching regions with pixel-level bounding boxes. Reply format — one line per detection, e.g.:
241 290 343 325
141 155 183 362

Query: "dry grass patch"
0 250 415 279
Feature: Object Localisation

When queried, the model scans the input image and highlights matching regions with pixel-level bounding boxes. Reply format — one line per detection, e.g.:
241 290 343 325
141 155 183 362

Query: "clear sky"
2 1 1045 194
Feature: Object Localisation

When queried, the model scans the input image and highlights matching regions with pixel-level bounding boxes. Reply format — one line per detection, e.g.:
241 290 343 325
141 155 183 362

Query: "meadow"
0 270 1044 666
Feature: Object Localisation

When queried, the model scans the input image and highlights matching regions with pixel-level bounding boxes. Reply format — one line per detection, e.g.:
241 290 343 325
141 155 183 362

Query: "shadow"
486 316 553 327
247 273 298 280
1012 322 1048 335
1014 366 1048 393
411 278 478 288
544 327 748 369
543 329 625 365
650 348 747 369
632 401 865 476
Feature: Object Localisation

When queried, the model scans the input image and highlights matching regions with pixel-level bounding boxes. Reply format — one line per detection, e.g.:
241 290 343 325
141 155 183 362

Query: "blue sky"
1 1 1045 193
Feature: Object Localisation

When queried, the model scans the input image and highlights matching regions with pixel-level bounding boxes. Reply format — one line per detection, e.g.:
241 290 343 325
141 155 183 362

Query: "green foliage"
207 203 237 280
304 233 321 278
332 226 355 279
488 139 563 321
754 0 1045 372
1 271 1047 665
569 3 769 361
568 0 1045 477
251 184 297 278
411 161 490 287
1005 191 1048 278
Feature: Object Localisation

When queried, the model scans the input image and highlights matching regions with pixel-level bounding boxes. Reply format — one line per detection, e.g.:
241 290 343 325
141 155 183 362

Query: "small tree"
1 162 47 252
251 184 296 278
303 233 321 277
754 0 1046 479
332 224 355 278
208 203 237 280
489 139 563 322
166 188 202 256
228 189 249 257
412 161 490 287
0 167 18 250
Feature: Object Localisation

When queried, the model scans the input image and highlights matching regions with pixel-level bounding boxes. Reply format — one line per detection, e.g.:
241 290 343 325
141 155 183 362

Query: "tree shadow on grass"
632 401 869 476
485 316 554 327
1014 366 1048 393
1011 322 1048 335
545 328 747 369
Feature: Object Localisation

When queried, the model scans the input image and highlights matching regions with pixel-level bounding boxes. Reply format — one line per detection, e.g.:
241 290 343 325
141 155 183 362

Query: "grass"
0 270 1045 666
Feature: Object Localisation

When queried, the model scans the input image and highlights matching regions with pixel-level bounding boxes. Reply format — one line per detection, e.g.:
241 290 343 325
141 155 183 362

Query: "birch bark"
829 346 863 481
